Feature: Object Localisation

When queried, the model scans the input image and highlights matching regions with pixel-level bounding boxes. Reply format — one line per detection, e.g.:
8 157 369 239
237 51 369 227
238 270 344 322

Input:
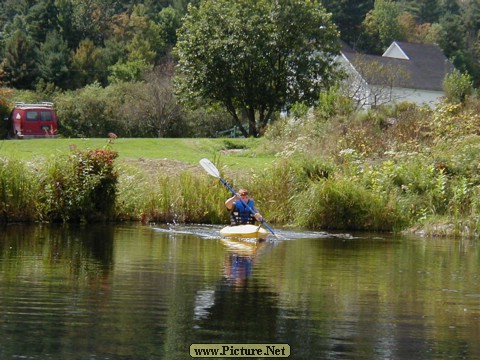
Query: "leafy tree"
156 6 183 46
0 0 34 27
175 0 342 137
55 0 77 49
437 14 467 60
116 62 185 137
397 11 438 43
439 0 461 15
71 38 107 87
55 82 115 137
459 0 480 51
108 58 152 83
361 0 403 54
106 4 167 83
70 0 116 46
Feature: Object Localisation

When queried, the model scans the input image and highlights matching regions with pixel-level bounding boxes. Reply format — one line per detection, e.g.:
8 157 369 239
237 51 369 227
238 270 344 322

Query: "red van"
5 102 58 138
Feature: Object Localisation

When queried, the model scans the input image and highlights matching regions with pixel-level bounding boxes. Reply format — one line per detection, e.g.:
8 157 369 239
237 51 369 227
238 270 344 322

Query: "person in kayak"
225 189 263 225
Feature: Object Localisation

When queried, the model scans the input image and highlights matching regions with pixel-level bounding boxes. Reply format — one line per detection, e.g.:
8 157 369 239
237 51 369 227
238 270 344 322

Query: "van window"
40 111 53 121
25 110 53 121
26 111 39 121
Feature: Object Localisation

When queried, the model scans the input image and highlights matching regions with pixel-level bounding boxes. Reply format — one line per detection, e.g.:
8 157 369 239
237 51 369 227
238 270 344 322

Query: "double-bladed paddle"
199 158 279 238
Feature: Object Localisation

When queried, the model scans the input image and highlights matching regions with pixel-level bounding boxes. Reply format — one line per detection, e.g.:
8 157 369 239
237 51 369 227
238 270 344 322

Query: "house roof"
341 41 453 91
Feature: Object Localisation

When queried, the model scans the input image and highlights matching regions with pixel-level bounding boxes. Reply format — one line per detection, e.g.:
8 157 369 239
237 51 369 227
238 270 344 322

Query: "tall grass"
116 166 229 225
293 178 406 231
0 158 37 221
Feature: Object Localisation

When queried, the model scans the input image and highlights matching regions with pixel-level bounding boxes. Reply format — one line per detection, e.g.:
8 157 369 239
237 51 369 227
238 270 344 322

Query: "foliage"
54 82 115 138
361 0 403 54
116 167 228 224
293 178 405 231
38 146 118 222
174 0 342 137
0 1 183 90
442 69 473 103
261 94 480 236
71 39 108 87
51 72 231 138
2 0 480 91
36 30 71 89
322 0 374 46
1 30 38 89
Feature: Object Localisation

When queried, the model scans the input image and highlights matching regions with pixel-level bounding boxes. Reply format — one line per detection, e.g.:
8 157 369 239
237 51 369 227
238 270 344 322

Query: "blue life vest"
230 199 256 225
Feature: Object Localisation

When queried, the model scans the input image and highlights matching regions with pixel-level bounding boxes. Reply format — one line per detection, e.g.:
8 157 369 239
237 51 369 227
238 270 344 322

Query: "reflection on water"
0 223 479 359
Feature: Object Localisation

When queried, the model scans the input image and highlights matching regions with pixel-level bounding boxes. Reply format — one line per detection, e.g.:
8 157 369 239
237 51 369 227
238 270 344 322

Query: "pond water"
0 223 479 360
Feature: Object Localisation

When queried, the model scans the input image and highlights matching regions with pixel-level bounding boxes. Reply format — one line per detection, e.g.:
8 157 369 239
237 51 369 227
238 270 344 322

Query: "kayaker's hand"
254 213 263 222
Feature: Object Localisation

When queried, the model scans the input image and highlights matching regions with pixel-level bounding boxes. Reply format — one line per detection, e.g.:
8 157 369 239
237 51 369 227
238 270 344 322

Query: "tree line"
0 0 479 138
0 0 190 89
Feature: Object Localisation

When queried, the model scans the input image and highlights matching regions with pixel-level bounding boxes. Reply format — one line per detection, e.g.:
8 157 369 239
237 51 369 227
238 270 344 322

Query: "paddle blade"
199 158 220 178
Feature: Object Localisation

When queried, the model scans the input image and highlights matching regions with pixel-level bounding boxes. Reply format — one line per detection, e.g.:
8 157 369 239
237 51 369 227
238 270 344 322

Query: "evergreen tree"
438 13 466 57
25 0 58 44
1 29 38 89
417 0 442 23
322 0 374 47
36 30 71 88
439 0 461 15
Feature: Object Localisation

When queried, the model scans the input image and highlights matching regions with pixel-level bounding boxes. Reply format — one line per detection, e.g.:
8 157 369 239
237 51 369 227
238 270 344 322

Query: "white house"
338 41 454 108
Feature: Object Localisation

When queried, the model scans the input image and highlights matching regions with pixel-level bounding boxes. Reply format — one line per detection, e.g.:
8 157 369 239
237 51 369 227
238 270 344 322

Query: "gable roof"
342 41 453 92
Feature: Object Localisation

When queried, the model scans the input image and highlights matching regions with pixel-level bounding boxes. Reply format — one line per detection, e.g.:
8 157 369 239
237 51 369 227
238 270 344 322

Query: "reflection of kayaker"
225 188 263 225
224 254 253 286
221 237 270 286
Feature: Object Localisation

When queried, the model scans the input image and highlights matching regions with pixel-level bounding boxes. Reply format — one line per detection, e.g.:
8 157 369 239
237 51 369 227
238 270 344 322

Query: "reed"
240 157 334 224
0 158 38 222
118 168 229 225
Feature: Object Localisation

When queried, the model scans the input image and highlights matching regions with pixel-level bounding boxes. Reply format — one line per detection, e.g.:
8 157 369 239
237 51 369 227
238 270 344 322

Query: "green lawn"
0 138 276 171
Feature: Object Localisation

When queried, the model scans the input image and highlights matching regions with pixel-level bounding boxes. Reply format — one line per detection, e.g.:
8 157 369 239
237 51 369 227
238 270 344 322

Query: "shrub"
294 179 406 231
443 69 473 104
38 147 118 222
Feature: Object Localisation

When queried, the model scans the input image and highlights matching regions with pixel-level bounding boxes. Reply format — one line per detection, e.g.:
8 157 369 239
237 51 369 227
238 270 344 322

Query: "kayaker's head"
238 189 249 198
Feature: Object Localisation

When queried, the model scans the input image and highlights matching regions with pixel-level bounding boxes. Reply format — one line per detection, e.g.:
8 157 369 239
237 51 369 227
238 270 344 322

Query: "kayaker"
225 189 263 225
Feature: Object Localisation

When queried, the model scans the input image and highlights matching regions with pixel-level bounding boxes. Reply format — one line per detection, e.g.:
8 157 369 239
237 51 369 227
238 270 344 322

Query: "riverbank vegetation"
2 92 480 238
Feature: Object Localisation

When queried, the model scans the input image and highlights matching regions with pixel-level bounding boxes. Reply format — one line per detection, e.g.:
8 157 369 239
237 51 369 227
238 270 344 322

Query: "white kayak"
220 224 269 239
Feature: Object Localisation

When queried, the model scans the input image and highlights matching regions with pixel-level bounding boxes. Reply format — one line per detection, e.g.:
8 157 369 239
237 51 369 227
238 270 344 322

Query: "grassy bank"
2 97 480 238
0 137 273 170
0 137 276 225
